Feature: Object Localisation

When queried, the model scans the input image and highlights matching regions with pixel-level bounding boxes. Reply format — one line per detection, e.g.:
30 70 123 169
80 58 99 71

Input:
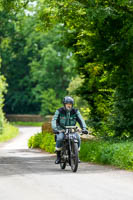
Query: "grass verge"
79 139 133 170
0 122 19 142
11 121 43 127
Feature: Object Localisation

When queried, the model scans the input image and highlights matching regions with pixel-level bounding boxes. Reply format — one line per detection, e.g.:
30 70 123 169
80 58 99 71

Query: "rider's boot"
55 151 61 164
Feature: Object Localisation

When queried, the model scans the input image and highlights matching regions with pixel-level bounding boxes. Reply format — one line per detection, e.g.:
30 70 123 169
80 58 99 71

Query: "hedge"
79 140 133 170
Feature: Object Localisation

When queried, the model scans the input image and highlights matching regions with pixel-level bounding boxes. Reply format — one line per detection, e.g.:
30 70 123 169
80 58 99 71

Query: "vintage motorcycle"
59 126 86 172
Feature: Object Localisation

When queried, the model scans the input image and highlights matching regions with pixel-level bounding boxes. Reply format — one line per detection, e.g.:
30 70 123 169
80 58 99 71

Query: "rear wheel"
70 142 79 172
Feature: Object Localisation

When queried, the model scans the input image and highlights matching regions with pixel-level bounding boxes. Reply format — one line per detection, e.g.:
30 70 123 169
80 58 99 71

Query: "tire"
60 161 67 169
60 150 67 170
70 142 79 172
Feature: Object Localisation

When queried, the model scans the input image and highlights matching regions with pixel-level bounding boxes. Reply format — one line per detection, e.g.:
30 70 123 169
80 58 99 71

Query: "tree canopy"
1 4 76 114
37 0 133 138
1 0 133 138
0 0 24 131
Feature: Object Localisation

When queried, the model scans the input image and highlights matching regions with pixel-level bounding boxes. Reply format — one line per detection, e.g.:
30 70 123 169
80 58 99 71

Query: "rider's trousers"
56 132 81 151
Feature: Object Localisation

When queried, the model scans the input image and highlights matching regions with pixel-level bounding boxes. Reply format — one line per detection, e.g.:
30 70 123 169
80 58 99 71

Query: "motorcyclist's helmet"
63 96 74 106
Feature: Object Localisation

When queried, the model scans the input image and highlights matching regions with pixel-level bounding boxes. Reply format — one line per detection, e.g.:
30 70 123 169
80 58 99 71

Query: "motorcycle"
59 126 84 173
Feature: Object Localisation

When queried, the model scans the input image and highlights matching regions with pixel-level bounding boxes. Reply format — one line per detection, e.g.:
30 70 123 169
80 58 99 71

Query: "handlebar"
54 126 89 135
65 126 77 129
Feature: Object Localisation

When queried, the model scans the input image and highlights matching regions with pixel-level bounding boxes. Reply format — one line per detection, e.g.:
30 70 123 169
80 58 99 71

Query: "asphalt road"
0 127 133 200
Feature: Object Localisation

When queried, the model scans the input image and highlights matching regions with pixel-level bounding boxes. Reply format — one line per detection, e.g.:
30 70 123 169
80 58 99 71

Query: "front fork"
69 133 78 154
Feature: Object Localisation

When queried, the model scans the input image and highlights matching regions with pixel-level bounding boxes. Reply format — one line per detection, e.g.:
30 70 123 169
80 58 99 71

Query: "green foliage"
0 122 19 142
67 76 90 120
0 0 30 11
40 89 62 116
28 132 55 153
0 0 27 132
79 139 133 170
0 73 7 133
1 11 41 114
30 41 76 99
28 133 43 148
28 120 55 152
2 0 133 139
40 133 55 153
1 6 76 114
38 0 133 138
112 76 133 137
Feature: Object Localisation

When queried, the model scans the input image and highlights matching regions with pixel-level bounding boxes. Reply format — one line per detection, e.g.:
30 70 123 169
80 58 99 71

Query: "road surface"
0 126 133 200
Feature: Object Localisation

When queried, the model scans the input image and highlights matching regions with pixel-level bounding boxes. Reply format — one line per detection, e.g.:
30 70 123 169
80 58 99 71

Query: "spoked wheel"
70 142 79 172
60 160 67 169
60 151 67 170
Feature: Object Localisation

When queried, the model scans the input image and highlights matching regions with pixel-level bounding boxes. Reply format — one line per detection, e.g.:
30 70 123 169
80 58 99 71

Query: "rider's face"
65 103 72 110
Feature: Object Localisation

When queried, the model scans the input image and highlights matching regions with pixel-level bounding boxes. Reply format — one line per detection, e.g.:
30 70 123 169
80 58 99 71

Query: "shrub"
28 133 43 148
79 139 133 170
28 132 55 153
0 122 19 142
0 74 7 133
40 133 55 153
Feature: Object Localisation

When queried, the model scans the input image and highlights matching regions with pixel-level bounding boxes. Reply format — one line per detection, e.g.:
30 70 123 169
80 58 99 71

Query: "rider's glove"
82 129 88 134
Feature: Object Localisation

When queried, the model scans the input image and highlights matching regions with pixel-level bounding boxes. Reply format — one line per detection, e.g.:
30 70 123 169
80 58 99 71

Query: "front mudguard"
69 133 78 143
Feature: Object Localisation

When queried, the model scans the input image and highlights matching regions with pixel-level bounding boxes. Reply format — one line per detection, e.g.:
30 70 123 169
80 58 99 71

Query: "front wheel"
60 151 67 170
70 142 79 172
60 160 67 169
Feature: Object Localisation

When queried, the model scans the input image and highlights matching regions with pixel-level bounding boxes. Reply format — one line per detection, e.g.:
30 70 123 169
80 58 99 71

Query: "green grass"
10 121 43 127
0 122 19 142
79 139 133 170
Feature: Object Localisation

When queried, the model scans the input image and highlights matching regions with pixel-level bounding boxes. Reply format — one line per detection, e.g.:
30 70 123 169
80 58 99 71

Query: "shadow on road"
0 149 120 177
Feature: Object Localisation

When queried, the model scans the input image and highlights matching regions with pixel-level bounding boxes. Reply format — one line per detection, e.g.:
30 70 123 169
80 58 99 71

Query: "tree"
0 0 28 130
0 0 30 11
37 0 133 137
41 89 62 116
1 11 40 114
1 3 76 114
29 24 76 115
67 76 90 120
30 36 76 99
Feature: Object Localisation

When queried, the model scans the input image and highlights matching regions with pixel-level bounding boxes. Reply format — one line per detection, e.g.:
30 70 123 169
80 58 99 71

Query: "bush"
0 74 7 133
28 132 55 153
79 139 133 170
0 122 19 142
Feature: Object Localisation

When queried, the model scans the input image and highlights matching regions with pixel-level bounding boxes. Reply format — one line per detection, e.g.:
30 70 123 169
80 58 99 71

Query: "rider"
51 96 88 164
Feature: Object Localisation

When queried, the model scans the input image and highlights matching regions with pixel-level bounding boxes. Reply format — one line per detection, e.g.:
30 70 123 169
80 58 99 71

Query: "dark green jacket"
51 107 87 131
